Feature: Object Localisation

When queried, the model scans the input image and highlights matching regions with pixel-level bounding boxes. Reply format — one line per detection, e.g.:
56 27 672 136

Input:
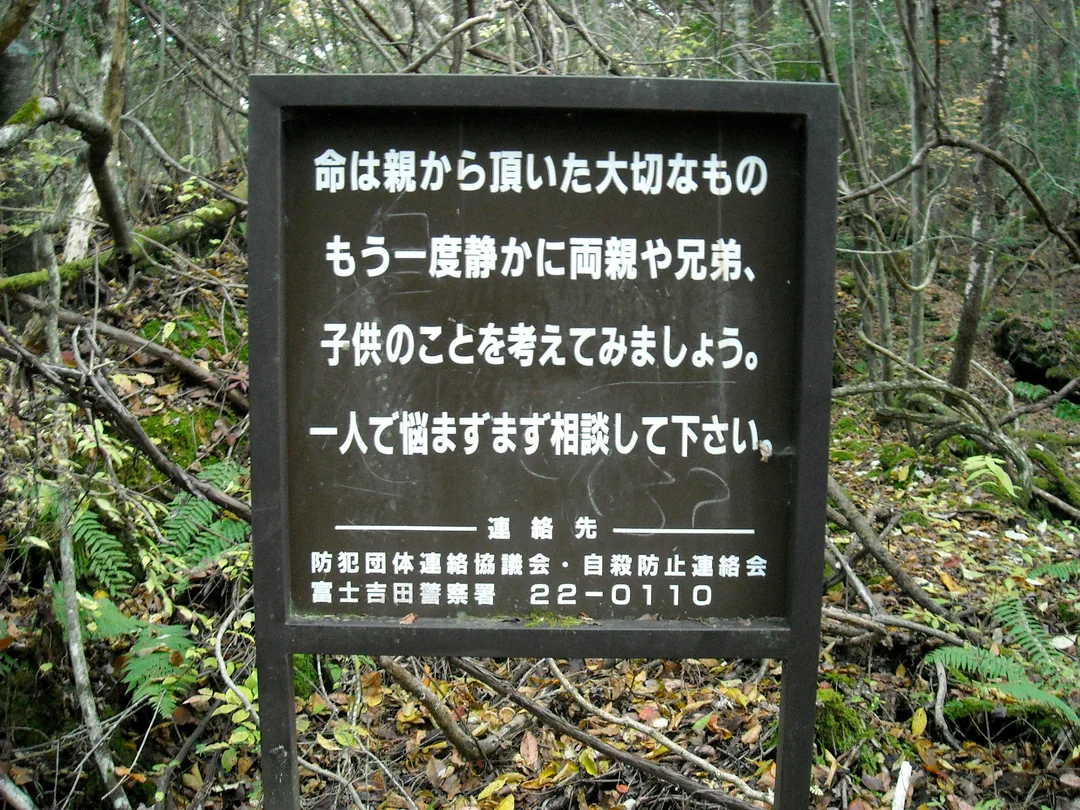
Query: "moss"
140 408 222 468
815 688 867 754
832 416 861 436
878 442 918 470
900 509 929 527
5 96 42 126
141 307 247 365
1028 447 1080 508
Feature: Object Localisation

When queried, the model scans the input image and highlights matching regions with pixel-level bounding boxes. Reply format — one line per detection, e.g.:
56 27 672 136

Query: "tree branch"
14 293 249 412
1 97 134 267
378 656 484 762
450 657 761 810
544 0 623 76
400 6 503 73
0 0 39 54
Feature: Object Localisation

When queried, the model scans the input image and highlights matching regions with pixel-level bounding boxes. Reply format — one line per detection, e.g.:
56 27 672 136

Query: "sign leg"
258 649 298 810
773 651 818 809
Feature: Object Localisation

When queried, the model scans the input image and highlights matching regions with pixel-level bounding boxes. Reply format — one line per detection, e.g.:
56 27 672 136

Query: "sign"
251 75 838 809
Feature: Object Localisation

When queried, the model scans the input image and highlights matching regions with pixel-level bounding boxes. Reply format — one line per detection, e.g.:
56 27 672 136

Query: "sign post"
250 75 838 809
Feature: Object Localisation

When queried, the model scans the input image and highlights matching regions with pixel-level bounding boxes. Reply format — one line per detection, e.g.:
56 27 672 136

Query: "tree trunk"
63 0 127 264
733 0 752 77
0 35 38 278
906 0 931 373
948 0 1008 392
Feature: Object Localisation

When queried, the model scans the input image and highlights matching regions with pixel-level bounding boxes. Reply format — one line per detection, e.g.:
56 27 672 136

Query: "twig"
14 293 248 412
152 702 222 810
824 535 881 615
544 0 624 75
214 590 259 725
297 756 369 810
545 658 773 806
933 661 961 750
400 6 504 73
821 607 967 647
451 657 761 810
378 656 484 762
891 760 913 810
0 770 37 810
827 476 957 621
121 115 246 205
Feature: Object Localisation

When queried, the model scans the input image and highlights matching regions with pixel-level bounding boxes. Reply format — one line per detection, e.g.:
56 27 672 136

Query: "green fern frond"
72 509 134 594
123 624 196 719
186 518 250 565
196 460 244 492
0 653 14 679
995 681 1080 726
162 494 215 556
992 598 1061 678
925 645 1026 682
1031 560 1080 582
86 597 143 640
1012 381 1050 402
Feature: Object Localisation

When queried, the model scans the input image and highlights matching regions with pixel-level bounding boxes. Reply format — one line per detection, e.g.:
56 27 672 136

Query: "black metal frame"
250 74 838 809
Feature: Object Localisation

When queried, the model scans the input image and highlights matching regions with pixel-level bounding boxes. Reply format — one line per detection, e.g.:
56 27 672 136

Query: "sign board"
251 75 837 809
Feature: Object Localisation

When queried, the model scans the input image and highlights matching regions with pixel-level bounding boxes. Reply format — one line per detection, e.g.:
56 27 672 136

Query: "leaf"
162 322 177 342
221 747 238 773
399 612 418 625
134 373 155 387
911 707 927 737
494 795 515 810
579 749 598 777
520 731 539 768
316 733 341 751
478 775 508 800
692 712 713 731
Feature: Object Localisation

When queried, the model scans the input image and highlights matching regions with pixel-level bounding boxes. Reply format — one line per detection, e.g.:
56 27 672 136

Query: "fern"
72 509 134 594
962 455 1016 499
1055 400 1080 422
1012 381 1050 402
1031 560 1080 582
86 597 143 639
196 459 244 492
995 682 1080 725
187 518 250 565
992 598 1062 679
123 623 196 718
162 493 215 556
925 646 1026 682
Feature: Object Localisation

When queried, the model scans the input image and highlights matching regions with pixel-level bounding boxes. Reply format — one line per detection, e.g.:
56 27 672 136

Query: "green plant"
52 591 196 718
925 597 1080 726
962 454 1017 500
1013 381 1050 401
1054 400 1080 422
72 508 135 594
1032 560 1080 582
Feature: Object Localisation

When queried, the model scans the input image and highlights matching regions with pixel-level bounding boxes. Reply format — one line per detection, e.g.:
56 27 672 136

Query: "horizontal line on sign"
334 524 478 532
611 528 756 535
309 427 339 436
393 249 428 259
584 591 604 597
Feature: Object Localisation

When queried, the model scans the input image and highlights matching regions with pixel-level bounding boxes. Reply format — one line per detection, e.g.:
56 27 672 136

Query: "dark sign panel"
251 76 837 810
283 108 801 621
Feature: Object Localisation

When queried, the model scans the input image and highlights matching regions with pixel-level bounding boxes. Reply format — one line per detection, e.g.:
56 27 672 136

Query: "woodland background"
1 1 1080 809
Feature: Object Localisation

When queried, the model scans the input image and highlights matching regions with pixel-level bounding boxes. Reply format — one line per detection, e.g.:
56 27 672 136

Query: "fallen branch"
0 770 37 810
546 658 772 806
998 376 1080 425
13 292 249 412
451 657 761 810
821 607 968 648
828 476 953 620
378 656 484 763
152 702 222 810
932 661 961 751
0 191 243 294
1033 486 1080 522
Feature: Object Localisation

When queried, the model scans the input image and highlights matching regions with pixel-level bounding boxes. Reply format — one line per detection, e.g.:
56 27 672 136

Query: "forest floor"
1 179 1079 810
